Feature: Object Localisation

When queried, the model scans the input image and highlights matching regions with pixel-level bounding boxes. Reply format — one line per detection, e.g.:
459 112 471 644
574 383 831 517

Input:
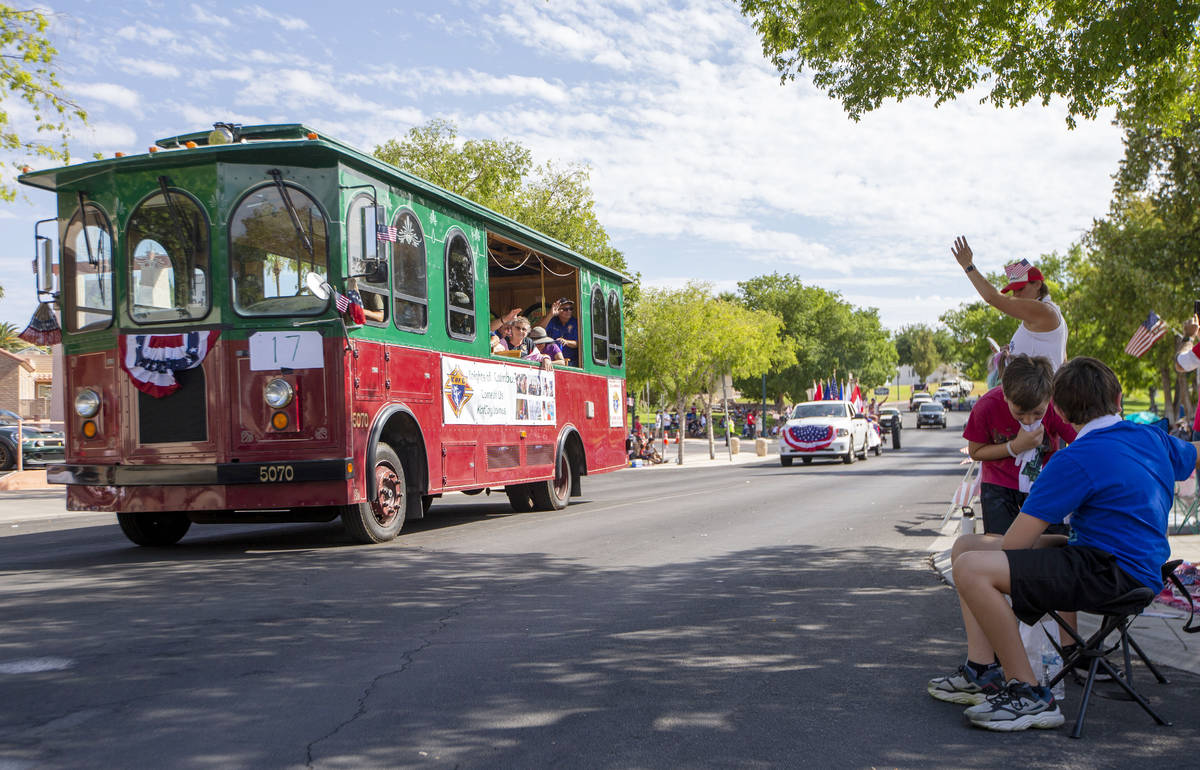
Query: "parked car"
877 407 902 434
0 424 66 470
909 392 933 412
916 402 948 429
778 400 871 466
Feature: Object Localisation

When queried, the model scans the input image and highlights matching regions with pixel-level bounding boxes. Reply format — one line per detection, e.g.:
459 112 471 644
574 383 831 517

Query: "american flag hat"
1000 258 1044 294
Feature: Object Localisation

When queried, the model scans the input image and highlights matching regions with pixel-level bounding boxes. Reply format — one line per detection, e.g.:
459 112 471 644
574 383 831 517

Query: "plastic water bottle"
960 505 976 535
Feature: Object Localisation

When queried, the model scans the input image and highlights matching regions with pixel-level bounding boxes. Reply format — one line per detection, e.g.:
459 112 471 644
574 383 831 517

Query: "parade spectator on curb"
539 298 579 366
1175 312 1200 440
963 354 1077 535
927 356 1197 732
952 237 1068 371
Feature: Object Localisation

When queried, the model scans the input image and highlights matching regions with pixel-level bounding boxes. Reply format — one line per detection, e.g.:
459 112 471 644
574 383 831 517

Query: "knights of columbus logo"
443 366 473 417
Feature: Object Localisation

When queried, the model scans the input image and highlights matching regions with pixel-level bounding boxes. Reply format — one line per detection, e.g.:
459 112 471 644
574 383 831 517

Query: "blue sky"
0 0 1124 333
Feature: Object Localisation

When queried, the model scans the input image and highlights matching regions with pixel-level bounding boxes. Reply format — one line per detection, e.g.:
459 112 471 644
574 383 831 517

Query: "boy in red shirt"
962 354 1077 535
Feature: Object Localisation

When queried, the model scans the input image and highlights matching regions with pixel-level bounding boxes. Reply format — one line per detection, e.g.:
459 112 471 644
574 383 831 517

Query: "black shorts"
979 482 1069 537
1006 546 1146 625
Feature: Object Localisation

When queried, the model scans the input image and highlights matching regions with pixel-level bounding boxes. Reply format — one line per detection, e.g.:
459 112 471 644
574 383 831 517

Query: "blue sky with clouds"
0 0 1124 333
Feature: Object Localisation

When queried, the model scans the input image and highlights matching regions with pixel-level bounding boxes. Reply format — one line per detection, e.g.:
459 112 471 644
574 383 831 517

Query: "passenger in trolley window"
529 326 566 366
539 298 579 366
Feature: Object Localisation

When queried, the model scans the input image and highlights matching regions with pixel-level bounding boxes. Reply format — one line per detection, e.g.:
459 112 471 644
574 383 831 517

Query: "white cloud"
242 5 310 31
72 83 140 110
118 59 181 79
192 7 233 28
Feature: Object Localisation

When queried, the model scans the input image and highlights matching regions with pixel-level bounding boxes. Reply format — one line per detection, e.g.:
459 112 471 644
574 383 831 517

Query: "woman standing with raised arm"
952 237 1068 371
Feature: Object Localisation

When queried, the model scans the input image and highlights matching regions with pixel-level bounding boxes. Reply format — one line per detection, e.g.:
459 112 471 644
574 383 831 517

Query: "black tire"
858 435 868 460
843 444 855 464
0 442 12 471
342 442 407 544
802 457 812 465
505 484 534 512
117 511 191 546
780 456 793 467
422 495 434 516
531 452 572 511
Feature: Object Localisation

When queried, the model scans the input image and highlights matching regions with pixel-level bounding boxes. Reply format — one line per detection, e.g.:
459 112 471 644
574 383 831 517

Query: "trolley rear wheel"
117 511 191 546
531 452 572 511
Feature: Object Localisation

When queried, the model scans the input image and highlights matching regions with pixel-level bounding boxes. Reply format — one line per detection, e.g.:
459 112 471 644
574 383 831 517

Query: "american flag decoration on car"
1124 311 1168 358
783 424 835 451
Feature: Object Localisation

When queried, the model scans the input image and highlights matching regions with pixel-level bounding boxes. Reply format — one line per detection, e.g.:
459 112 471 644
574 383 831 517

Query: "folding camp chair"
1174 472 1200 535
942 457 981 529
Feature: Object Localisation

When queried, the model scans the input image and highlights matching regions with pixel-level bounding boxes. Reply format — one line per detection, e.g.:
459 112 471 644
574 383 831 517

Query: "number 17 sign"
249 331 325 371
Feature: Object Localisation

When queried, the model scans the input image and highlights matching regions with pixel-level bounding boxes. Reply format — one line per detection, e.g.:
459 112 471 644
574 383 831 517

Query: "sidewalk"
929 510 1200 676
622 436 777 470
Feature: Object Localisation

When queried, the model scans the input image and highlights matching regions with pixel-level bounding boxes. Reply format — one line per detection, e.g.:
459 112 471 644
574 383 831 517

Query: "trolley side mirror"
35 236 54 295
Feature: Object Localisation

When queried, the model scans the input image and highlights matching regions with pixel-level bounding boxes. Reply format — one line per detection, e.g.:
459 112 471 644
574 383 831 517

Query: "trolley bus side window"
230 183 329 317
607 289 623 367
63 203 115 332
347 194 388 325
127 188 211 324
445 229 475 340
392 209 427 332
590 284 608 365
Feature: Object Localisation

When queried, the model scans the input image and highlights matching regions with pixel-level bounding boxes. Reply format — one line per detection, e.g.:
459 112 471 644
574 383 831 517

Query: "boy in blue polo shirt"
927 356 1198 731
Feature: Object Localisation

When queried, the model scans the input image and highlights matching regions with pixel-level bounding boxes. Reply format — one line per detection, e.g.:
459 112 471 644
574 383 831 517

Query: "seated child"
927 356 1197 731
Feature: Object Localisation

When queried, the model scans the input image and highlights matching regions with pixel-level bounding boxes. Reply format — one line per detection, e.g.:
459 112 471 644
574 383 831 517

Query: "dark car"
0 425 66 470
916 402 947 429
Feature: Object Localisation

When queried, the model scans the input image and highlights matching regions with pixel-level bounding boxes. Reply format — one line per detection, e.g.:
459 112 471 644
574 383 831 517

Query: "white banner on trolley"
441 355 556 426
607 378 624 428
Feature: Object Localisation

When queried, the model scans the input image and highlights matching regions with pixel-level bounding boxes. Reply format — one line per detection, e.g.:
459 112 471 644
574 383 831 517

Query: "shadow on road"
1 518 1196 768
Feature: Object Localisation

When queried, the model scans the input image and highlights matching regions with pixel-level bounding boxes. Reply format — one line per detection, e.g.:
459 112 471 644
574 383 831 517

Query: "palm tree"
0 322 24 352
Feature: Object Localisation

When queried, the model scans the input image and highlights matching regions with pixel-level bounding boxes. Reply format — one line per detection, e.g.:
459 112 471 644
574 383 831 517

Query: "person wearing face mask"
962 354 1077 535
952 238 1068 372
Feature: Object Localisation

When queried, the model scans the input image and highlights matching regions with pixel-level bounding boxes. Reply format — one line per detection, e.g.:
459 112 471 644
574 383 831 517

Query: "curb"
0 469 52 491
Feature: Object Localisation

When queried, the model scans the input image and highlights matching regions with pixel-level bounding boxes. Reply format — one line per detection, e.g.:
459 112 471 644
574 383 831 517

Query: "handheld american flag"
1124 311 1168 357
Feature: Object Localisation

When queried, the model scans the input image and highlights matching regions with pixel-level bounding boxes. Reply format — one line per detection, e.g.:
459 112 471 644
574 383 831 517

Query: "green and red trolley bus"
20 123 629 546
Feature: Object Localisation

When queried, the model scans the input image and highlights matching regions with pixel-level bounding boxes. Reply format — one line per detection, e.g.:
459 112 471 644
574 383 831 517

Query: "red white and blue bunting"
783 424 835 451
119 330 220 398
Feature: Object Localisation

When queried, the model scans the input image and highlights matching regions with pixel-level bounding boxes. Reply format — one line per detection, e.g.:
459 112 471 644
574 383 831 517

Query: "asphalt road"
1 412 1196 768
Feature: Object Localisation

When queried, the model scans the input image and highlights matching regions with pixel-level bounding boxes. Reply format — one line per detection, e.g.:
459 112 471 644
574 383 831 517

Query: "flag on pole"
814 380 823 401
1124 311 1168 357
850 383 864 414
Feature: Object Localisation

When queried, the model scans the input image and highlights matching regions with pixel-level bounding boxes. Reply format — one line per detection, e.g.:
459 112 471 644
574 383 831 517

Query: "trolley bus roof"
18 123 632 285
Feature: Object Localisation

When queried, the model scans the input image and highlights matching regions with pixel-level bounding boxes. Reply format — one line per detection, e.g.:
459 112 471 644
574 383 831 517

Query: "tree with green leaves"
732 273 897 404
625 282 792 463
893 324 944 387
738 0 1200 129
374 120 632 281
1 6 87 201
0 321 23 351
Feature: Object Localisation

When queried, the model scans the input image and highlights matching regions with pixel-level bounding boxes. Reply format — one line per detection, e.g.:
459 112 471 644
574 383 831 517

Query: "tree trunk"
706 404 716 459
1149 385 1158 415
675 395 686 465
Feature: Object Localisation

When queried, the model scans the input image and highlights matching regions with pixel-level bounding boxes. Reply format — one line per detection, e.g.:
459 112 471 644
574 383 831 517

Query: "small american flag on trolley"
1004 259 1033 282
1124 311 1168 357
334 290 350 313
376 224 399 242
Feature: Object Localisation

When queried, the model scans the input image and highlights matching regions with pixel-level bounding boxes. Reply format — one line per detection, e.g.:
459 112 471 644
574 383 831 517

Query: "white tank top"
1009 297 1067 371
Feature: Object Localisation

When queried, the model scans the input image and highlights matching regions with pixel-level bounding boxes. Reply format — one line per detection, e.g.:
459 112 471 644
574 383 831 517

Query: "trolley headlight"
264 378 294 408
74 389 101 418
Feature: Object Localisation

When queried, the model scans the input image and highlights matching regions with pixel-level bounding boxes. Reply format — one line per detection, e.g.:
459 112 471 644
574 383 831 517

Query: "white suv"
779 400 870 467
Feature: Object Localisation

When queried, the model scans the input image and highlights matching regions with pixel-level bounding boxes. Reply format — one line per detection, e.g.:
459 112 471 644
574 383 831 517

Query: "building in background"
0 347 56 420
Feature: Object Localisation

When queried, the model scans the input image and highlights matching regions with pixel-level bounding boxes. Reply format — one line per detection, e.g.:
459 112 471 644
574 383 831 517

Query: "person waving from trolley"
952 237 1068 372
